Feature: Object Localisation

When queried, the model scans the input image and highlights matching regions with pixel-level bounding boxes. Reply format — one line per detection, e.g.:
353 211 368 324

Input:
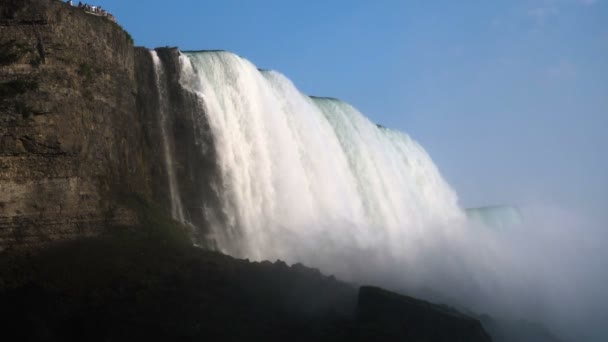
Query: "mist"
309 202 608 342
175 50 607 342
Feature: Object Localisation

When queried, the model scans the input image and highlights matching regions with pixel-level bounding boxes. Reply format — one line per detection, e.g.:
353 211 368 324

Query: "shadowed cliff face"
0 0 150 250
135 47 223 247
356 287 492 342
0 232 493 342
0 0 222 251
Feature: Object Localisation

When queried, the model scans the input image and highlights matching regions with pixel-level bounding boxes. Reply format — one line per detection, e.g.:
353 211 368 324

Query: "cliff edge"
0 0 151 251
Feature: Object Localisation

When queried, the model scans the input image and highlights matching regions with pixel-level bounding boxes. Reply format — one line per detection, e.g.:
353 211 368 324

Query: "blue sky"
91 0 606 221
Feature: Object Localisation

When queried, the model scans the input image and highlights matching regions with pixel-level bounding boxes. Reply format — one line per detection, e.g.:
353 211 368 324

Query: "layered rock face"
0 0 221 251
0 0 153 250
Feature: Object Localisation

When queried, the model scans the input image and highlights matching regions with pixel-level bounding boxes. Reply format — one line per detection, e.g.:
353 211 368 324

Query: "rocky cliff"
134 48 222 245
0 0 157 251
0 227 493 342
0 0 224 251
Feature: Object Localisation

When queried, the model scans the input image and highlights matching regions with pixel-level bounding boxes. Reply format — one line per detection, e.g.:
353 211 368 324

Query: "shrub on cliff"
0 79 38 99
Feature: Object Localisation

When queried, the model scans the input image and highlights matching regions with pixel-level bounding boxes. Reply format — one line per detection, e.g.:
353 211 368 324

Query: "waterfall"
144 50 602 342
151 50 186 224
178 51 466 280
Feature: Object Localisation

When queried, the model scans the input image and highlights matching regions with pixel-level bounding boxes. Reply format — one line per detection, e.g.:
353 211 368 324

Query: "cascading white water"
178 51 467 281
153 50 604 342
151 51 186 224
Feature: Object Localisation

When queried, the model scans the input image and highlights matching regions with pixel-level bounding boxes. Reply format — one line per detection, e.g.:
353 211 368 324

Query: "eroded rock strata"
1 0 146 250
0 0 222 250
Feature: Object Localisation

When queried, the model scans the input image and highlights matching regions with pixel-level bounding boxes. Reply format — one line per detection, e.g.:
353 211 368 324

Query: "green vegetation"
0 194 502 341
0 194 192 290
0 79 39 100
116 193 192 248
81 88 94 101
78 63 99 102
15 101 34 118
0 40 27 66
77 63 96 80
29 56 43 67
125 31 134 45
0 194 359 341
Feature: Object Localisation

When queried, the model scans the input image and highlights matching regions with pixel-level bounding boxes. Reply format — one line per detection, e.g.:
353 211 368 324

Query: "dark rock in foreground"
356 286 492 341
480 315 564 342
0 230 492 342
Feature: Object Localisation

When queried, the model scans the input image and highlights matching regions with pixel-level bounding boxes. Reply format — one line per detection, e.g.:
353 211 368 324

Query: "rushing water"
143 49 606 342
151 51 186 224
178 51 466 279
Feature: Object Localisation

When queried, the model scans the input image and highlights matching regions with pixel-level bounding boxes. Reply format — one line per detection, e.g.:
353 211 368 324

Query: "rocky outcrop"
0 233 493 341
0 0 152 250
355 286 493 342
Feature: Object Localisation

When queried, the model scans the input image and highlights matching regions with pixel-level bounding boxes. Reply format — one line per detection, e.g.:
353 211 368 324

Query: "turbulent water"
177 51 467 280
145 49 608 341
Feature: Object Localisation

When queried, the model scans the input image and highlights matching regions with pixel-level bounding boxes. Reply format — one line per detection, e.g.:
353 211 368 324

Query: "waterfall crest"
178 51 466 279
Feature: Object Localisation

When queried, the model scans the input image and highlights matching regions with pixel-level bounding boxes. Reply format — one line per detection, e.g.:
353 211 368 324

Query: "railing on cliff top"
63 0 117 23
